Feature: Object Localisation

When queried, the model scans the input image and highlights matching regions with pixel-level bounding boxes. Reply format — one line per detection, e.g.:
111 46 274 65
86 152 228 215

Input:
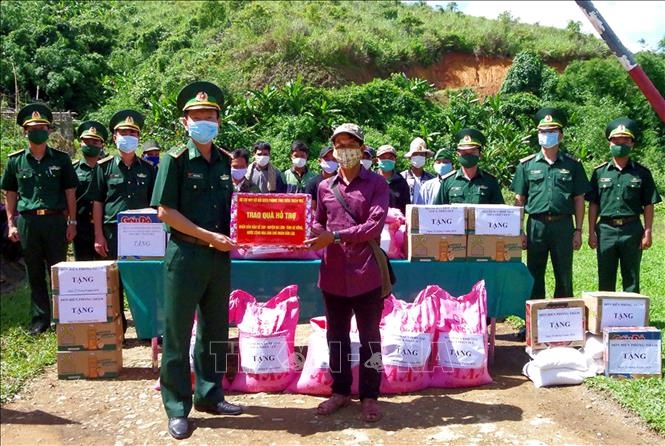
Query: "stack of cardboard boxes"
406 204 523 262
52 261 123 379
524 291 661 379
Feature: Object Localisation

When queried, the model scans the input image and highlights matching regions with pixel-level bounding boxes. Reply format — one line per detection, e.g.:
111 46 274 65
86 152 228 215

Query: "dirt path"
1 321 662 446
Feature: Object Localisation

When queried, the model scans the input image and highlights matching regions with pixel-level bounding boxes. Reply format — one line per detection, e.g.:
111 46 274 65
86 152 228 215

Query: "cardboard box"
468 205 523 235
51 261 119 295
57 318 123 351
52 291 120 323
466 235 522 262
117 208 166 259
57 348 123 379
406 205 465 235
408 233 466 262
526 299 586 350
604 327 662 379
583 291 650 335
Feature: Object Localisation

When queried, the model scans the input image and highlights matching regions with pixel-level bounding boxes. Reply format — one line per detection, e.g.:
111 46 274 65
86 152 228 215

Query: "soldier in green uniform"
93 109 156 333
435 128 504 205
72 120 107 261
586 117 662 292
1 104 78 334
511 108 590 299
151 81 242 440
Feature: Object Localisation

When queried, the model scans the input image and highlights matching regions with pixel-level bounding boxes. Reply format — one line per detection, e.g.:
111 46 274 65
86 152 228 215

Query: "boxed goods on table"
117 208 166 259
582 291 650 335
466 235 521 262
465 205 523 235
406 205 466 235
57 349 123 379
603 327 661 379
408 233 466 262
56 318 123 351
526 299 586 350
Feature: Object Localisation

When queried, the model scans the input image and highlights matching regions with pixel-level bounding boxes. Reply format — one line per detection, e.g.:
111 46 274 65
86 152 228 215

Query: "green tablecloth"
118 259 533 339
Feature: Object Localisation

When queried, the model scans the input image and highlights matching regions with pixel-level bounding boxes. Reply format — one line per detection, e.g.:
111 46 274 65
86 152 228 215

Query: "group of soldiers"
1 80 661 438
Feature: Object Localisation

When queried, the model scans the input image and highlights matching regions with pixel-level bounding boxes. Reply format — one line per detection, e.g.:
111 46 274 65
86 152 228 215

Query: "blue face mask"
538 132 559 149
116 135 139 153
188 120 219 144
434 162 453 176
144 155 160 166
378 159 395 172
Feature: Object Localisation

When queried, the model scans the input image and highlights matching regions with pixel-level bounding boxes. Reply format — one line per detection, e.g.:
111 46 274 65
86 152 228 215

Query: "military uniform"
151 81 239 438
0 104 78 331
73 120 107 261
586 118 662 292
511 109 590 299
93 110 155 333
436 169 504 204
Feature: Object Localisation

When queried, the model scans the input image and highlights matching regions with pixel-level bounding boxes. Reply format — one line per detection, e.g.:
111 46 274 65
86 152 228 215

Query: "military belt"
20 209 65 216
599 216 639 226
530 213 568 222
171 231 214 248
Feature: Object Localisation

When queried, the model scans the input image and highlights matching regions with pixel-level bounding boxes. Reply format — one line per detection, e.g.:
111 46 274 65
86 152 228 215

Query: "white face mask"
292 157 307 168
360 159 373 170
256 154 270 167
231 167 247 180
410 155 426 168
538 132 559 149
320 159 339 174
116 135 139 153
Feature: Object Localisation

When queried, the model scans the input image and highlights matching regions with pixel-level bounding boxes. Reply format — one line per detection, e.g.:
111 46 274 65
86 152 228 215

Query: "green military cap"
455 128 486 149
16 103 53 127
109 109 144 133
535 107 566 129
177 81 223 113
434 148 453 160
141 139 161 153
77 120 108 142
605 117 639 140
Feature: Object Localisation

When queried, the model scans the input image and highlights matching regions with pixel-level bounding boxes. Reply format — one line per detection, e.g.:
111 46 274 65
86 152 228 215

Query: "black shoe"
194 400 243 416
29 321 49 335
515 328 526 342
167 417 190 440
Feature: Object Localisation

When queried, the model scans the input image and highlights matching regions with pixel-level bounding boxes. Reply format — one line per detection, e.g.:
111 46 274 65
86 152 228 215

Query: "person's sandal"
316 393 351 416
360 398 383 422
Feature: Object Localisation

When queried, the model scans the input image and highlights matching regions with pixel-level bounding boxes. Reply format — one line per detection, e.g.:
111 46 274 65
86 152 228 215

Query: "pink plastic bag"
229 285 300 392
384 208 406 259
379 291 437 394
287 316 362 396
429 281 492 388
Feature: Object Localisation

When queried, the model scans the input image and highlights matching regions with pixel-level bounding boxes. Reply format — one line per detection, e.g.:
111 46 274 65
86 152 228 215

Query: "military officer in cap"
151 81 242 440
1 104 78 334
141 139 162 168
435 129 504 205
511 108 590 300
93 109 156 333
73 120 107 261
586 117 661 292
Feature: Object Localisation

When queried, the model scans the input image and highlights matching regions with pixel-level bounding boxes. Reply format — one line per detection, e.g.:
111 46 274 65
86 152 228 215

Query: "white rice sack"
530 347 589 372
582 333 604 360
522 362 588 388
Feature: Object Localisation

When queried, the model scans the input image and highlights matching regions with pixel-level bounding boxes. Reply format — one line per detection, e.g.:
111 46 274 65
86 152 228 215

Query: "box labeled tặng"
407 233 466 262
526 299 586 350
582 291 650 335
466 235 522 262
604 327 661 378
117 208 166 259
471 205 523 236
51 261 118 295
57 348 123 379
52 291 120 323
56 317 123 351
406 205 465 235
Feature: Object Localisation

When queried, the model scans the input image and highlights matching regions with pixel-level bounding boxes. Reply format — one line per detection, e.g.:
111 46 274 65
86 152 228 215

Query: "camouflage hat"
605 117 639 140
376 144 397 157
455 128 486 149
331 123 364 144
141 139 161 153
77 120 108 142
177 81 223 113
319 145 333 158
405 137 434 158
535 107 566 130
109 109 144 133
434 148 453 160
17 103 53 127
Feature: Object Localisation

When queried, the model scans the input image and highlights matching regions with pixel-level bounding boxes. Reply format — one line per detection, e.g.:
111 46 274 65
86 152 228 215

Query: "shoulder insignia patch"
98 155 114 164
8 149 25 157
441 170 457 181
72 159 80 166
217 146 232 159
168 145 187 158
564 152 580 162
594 161 608 170
519 154 536 163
